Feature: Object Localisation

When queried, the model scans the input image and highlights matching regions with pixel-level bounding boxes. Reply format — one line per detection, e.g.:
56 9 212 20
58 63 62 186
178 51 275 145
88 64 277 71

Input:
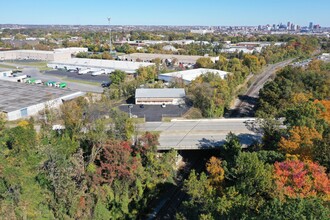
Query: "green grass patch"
0 63 16 69
131 117 145 123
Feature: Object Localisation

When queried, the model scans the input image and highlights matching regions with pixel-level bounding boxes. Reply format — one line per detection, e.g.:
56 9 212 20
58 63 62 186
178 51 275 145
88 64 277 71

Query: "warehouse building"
0 47 88 61
118 53 218 65
48 58 155 74
158 68 229 84
0 80 85 121
135 88 186 105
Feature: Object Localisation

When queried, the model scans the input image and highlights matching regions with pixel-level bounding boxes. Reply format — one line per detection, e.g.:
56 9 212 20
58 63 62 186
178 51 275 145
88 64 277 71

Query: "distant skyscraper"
309 22 313 29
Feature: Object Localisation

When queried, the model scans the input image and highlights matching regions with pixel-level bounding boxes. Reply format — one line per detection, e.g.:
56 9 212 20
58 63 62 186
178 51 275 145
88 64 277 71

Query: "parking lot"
45 70 110 83
119 104 190 122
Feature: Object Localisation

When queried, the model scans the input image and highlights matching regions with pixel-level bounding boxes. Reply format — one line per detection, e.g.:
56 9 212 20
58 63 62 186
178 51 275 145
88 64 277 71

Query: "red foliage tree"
134 131 159 156
94 140 138 185
274 160 330 200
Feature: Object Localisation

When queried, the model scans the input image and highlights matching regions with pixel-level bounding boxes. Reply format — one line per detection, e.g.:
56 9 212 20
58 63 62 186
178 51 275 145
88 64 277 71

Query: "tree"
94 140 137 186
195 57 213 68
133 131 159 158
242 54 261 73
228 152 273 197
279 126 322 160
260 198 330 220
206 157 225 190
136 65 157 82
110 70 126 85
221 132 242 164
273 160 330 200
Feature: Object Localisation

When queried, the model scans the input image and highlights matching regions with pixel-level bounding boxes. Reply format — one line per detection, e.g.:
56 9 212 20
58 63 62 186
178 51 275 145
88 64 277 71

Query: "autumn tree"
279 126 322 160
273 160 330 200
94 140 137 186
206 157 225 190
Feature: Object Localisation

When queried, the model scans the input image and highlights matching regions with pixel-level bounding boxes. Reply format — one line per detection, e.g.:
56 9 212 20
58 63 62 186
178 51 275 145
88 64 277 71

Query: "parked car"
34 79 43 84
55 82 67 88
140 104 144 108
101 81 111 88
26 78 36 84
161 103 166 108
45 81 56 87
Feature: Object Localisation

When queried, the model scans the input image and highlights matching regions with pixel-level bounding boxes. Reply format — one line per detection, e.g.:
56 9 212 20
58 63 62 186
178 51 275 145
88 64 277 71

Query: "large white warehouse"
0 47 88 61
158 68 229 84
48 58 155 74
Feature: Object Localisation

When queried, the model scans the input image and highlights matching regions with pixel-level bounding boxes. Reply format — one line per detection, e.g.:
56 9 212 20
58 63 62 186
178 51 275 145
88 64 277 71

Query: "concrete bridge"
139 118 261 150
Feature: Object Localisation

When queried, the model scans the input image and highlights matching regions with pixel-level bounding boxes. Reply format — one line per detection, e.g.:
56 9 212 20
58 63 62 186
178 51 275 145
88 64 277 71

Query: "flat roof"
49 58 154 72
135 88 185 98
119 53 217 63
159 68 228 82
0 80 84 113
0 50 54 54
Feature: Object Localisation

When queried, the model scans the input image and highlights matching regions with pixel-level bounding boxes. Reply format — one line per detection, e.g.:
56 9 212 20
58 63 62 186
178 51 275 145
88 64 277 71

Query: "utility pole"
107 17 112 54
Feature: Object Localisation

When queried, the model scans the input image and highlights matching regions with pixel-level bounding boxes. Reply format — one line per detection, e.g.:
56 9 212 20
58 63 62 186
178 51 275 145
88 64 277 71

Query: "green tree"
110 70 126 85
195 57 213 68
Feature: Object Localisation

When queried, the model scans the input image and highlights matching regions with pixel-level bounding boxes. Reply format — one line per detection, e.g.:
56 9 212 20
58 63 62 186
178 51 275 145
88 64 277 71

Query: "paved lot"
119 104 190 122
138 119 260 150
22 68 104 93
45 70 110 83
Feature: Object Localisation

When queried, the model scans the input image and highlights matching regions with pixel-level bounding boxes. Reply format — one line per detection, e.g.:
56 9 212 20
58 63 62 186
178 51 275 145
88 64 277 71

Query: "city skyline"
1 0 330 27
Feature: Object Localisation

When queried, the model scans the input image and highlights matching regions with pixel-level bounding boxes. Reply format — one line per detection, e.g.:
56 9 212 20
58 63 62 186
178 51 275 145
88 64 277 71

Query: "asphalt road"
139 118 260 150
228 59 293 117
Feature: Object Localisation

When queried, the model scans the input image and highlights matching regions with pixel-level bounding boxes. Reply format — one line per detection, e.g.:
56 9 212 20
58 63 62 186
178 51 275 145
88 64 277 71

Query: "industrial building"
135 88 186 105
158 68 229 84
47 58 155 74
118 53 218 65
0 80 85 121
0 47 88 61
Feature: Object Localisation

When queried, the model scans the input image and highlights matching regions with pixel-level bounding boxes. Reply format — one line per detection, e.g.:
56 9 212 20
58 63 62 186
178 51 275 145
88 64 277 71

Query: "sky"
1 0 330 27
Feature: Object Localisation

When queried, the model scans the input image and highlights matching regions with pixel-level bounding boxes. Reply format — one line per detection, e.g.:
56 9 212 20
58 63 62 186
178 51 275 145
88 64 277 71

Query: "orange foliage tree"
279 126 322 160
274 160 330 200
314 100 330 124
206 156 225 189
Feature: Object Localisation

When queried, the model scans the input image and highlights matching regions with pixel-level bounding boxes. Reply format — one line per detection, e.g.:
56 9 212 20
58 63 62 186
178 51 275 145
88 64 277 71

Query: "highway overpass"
139 118 261 150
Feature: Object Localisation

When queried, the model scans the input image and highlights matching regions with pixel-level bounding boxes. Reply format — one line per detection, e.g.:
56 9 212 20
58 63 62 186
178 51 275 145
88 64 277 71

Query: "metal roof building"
0 48 87 61
135 88 186 105
48 58 155 74
0 80 85 121
118 53 218 64
158 68 229 84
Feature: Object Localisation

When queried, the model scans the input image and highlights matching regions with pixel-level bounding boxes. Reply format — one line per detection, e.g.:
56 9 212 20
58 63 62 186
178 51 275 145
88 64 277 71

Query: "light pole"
107 17 112 54
128 104 133 118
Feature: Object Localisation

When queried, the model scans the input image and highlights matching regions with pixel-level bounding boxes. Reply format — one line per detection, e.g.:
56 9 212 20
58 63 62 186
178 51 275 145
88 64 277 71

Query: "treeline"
0 99 177 219
178 60 330 219
186 36 318 118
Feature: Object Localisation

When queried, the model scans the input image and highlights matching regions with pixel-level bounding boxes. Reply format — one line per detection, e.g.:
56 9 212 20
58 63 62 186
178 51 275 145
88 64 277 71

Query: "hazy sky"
1 0 329 26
